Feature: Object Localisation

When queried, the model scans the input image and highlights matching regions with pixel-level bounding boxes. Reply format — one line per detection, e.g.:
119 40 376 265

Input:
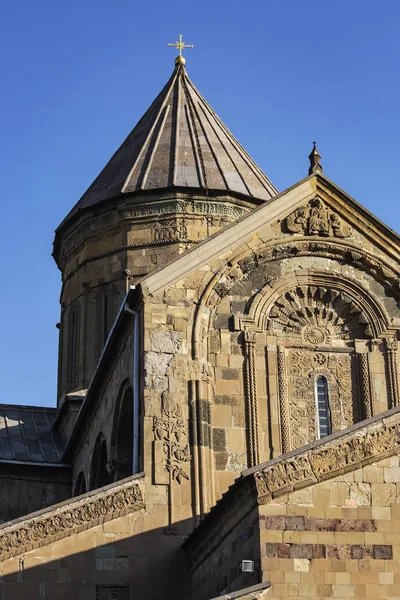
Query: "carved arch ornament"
232 274 390 455
234 272 388 339
191 233 398 468
193 249 395 461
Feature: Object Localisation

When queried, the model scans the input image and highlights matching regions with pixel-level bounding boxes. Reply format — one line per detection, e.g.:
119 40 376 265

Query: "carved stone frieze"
121 199 248 220
0 481 144 560
152 219 187 243
255 419 400 503
154 392 191 484
286 197 352 238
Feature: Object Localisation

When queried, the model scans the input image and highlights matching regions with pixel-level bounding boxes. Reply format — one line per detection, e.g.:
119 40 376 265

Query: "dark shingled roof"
60 63 278 227
0 405 65 464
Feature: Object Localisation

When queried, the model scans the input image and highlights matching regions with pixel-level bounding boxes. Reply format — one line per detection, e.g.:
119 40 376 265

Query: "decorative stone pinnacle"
168 34 194 66
308 141 323 175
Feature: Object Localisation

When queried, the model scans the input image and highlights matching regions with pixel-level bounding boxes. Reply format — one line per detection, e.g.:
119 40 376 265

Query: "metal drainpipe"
124 297 140 474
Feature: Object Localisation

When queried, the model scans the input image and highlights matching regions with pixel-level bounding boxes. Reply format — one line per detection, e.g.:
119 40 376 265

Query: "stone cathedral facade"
0 54 400 600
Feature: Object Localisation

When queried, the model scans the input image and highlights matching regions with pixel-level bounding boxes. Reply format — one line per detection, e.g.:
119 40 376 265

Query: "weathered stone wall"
54 192 257 404
0 476 191 599
259 454 400 599
0 464 71 523
142 183 400 514
191 506 260 600
69 321 134 492
186 407 400 600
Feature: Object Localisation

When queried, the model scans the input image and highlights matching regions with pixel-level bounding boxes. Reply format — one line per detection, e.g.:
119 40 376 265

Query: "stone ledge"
251 406 400 503
208 581 271 600
0 474 145 560
184 406 400 571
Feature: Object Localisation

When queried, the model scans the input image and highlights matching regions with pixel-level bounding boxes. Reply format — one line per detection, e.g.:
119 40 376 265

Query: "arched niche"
73 471 87 497
90 433 113 491
111 383 134 481
232 272 391 458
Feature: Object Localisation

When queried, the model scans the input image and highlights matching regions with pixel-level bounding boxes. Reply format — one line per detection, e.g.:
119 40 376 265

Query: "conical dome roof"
61 63 278 225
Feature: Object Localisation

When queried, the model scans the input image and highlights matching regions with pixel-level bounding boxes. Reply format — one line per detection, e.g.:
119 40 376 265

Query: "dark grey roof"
60 63 278 226
0 405 65 464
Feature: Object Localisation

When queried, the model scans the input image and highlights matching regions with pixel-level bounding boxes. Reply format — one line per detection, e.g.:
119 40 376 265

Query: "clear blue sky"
0 1 399 407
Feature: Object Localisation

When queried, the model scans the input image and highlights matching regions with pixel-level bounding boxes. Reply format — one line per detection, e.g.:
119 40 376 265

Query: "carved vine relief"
286 197 352 238
153 392 191 484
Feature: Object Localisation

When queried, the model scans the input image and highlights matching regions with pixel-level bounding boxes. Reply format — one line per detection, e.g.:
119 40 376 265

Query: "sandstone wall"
260 454 400 599
0 476 191 600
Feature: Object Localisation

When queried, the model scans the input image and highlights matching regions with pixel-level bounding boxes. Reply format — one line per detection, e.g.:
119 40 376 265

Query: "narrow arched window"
315 376 331 438
103 293 110 345
74 471 87 497
68 306 79 385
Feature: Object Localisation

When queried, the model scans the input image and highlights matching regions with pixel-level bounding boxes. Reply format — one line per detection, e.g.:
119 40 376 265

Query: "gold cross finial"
168 34 193 66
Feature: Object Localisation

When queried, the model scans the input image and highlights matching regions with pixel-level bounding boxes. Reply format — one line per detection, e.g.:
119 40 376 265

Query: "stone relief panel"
288 350 358 449
152 219 188 243
268 285 373 340
286 197 352 238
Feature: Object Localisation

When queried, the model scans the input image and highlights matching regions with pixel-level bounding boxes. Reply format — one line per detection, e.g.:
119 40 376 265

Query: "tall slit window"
315 376 331 438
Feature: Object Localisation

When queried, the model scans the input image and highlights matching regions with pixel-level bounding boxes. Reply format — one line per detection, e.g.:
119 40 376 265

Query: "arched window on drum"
315 376 331 438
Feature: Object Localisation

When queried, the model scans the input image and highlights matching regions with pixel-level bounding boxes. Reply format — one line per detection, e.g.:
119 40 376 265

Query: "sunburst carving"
267 285 372 341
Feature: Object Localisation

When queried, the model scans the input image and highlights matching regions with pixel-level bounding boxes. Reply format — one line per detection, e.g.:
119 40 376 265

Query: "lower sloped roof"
0 404 65 464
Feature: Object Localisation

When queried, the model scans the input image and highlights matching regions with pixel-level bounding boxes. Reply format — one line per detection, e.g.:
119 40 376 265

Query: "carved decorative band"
255 420 400 504
385 339 399 408
0 481 144 560
277 346 290 453
359 353 372 419
244 332 260 466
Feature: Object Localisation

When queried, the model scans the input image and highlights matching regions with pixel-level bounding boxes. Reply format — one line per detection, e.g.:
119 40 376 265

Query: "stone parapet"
0 474 145 560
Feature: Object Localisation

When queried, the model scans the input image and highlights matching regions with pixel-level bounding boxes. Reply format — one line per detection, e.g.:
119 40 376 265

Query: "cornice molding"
0 477 144 560
252 411 400 503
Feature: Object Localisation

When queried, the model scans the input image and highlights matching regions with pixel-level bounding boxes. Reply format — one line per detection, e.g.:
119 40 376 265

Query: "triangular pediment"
142 173 400 297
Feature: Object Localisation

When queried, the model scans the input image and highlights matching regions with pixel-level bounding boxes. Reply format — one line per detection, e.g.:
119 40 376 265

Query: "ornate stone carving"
154 392 191 484
288 350 356 449
121 199 247 220
286 197 352 238
152 219 187 243
277 346 290 453
254 419 400 502
359 353 372 419
385 338 400 408
268 285 373 340
244 332 260 466
0 481 144 560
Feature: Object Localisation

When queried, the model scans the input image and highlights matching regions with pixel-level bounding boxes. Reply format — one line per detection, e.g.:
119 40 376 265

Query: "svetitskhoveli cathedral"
0 38 400 600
